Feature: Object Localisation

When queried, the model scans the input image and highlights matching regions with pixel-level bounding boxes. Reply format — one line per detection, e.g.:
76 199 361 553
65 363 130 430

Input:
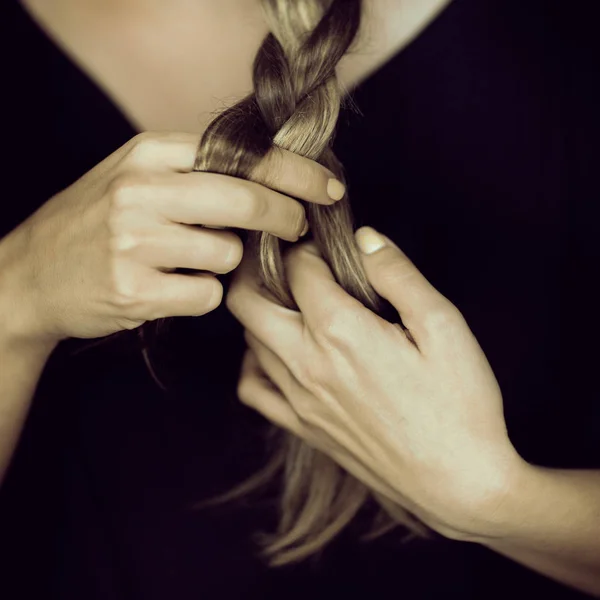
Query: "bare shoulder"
339 0 453 90
17 0 452 133
21 0 453 90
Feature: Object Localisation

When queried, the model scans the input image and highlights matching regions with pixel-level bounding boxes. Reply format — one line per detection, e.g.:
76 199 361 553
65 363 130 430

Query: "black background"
1 0 599 598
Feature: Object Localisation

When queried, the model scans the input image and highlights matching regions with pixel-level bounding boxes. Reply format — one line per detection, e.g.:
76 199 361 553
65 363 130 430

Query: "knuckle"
202 233 244 275
125 132 164 165
223 236 244 272
313 308 357 348
297 405 327 432
238 186 268 223
294 356 331 395
107 173 140 211
106 180 138 242
131 131 155 143
294 362 316 391
290 203 307 239
422 304 462 331
108 266 143 310
108 231 140 254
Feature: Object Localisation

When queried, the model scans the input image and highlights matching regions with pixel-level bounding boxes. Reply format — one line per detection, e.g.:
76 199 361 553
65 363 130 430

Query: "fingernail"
356 226 386 254
300 221 310 236
327 178 346 201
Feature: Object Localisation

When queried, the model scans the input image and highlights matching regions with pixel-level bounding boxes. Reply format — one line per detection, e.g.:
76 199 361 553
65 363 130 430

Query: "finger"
140 270 224 318
120 134 346 205
240 349 414 508
120 131 203 172
356 227 457 341
249 146 346 205
125 223 243 274
284 242 368 331
238 349 305 436
150 172 308 242
225 253 303 360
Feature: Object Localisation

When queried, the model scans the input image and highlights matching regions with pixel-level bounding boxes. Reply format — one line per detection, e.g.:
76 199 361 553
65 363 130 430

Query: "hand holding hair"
0 132 342 345
227 229 600 594
226 226 522 540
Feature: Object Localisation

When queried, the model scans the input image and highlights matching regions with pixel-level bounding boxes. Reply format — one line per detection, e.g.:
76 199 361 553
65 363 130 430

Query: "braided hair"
144 0 431 566
188 0 427 566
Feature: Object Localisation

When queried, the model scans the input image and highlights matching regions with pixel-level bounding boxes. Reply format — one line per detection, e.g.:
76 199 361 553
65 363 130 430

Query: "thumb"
355 226 448 331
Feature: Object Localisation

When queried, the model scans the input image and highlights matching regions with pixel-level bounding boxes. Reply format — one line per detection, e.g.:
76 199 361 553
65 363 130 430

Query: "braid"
189 0 431 566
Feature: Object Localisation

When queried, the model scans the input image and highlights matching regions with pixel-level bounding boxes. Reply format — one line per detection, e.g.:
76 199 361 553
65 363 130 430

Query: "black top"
1 1 598 598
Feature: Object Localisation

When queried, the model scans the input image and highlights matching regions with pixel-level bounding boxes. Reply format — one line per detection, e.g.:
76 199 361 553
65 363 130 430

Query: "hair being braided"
142 0 432 566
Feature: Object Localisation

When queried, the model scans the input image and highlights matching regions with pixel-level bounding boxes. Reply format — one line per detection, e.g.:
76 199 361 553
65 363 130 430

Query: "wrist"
0 233 60 353
426 447 532 543
451 455 536 543
0 296 59 358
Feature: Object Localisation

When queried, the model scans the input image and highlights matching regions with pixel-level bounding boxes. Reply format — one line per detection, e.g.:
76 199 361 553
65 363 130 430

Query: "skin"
6 0 599 595
0 132 343 486
20 0 453 133
0 0 452 490
228 235 600 596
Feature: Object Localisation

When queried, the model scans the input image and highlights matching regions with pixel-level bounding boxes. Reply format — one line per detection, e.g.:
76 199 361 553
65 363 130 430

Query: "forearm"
0 331 55 485
470 463 600 596
0 235 58 485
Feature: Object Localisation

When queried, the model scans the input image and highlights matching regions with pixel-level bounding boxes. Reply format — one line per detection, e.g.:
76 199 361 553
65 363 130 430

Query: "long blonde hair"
140 0 431 567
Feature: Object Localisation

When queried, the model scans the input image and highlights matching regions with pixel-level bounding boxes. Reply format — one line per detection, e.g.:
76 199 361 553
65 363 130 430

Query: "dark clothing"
1 0 598 597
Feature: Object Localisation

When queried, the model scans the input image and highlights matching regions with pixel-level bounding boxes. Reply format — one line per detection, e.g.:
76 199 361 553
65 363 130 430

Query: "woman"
1 0 598 598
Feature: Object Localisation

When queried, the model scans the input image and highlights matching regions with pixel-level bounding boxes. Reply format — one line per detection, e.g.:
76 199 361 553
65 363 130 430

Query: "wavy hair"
138 0 432 566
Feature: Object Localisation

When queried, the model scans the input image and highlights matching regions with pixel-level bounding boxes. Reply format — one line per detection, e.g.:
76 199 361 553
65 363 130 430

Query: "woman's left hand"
225 227 525 540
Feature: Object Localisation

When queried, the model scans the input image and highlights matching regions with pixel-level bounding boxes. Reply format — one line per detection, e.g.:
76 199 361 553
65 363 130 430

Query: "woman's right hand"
0 131 343 345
